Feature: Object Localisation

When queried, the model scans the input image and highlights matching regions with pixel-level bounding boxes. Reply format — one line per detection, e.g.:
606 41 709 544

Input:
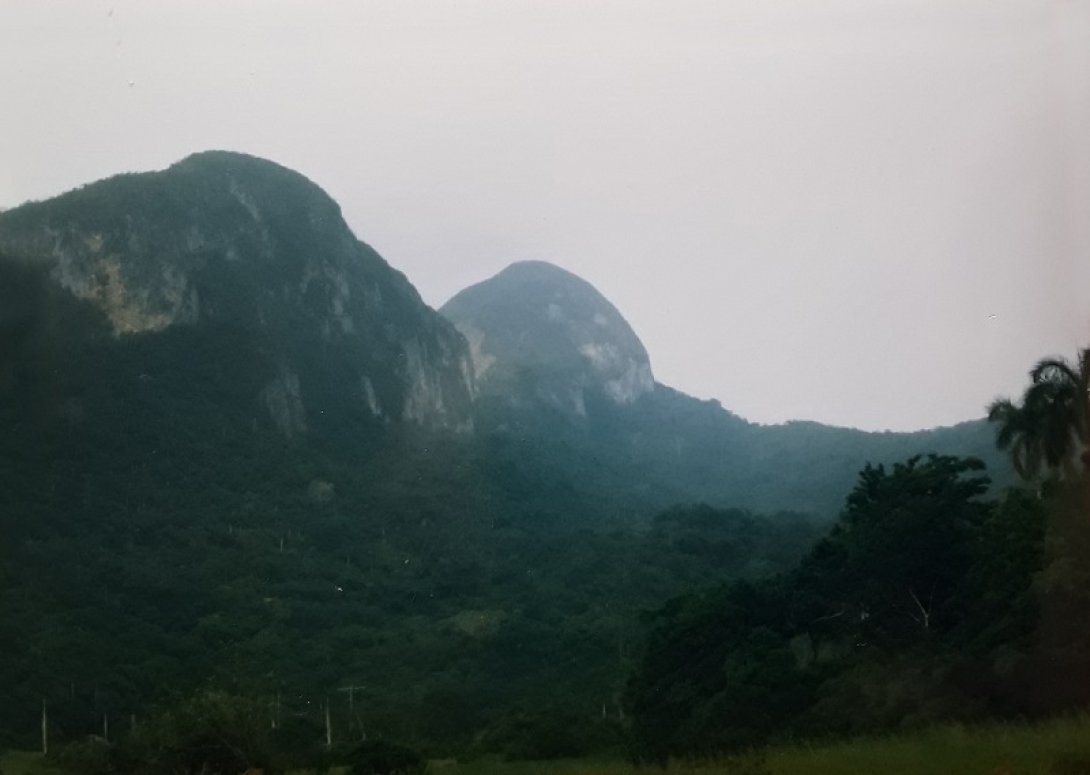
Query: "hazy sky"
2 1 1088 431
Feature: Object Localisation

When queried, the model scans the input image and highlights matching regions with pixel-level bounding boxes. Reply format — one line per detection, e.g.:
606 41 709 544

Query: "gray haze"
2 0 1088 431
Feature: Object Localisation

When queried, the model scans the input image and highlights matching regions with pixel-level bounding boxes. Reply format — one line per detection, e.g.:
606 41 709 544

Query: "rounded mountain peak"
0 151 476 433
168 150 337 205
441 261 654 410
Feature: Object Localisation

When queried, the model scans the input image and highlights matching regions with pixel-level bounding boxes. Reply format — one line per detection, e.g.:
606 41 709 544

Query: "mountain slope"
0 154 1014 757
442 260 654 413
441 261 1011 518
0 150 475 436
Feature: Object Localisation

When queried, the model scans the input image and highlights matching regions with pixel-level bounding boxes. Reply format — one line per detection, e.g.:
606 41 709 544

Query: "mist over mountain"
0 153 1013 756
440 260 1010 517
0 151 1009 523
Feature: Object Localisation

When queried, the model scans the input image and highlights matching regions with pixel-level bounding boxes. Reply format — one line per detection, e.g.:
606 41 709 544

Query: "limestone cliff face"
440 261 654 417
0 151 475 434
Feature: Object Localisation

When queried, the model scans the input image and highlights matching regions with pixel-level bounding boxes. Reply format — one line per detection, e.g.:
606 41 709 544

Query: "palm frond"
1030 356 1080 386
990 346 1090 480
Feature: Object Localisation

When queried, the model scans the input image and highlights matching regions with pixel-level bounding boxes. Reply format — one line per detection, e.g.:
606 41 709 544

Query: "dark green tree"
988 347 1090 480
344 740 423 775
124 691 274 775
627 455 1000 761
817 455 990 642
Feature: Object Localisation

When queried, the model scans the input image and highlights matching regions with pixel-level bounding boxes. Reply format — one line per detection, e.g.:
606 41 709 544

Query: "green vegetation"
0 271 822 756
16 715 1090 775
627 455 1051 762
1 153 1086 774
444 260 1013 521
457 715 1090 775
988 348 1090 480
622 345 1090 764
0 751 64 775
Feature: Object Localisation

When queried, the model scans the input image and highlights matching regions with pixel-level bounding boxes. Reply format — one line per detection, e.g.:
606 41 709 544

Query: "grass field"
460 715 1090 775
8 716 1090 775
0 750 64 775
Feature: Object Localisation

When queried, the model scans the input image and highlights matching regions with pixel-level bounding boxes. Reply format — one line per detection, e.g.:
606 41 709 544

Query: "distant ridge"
441 261 1012 517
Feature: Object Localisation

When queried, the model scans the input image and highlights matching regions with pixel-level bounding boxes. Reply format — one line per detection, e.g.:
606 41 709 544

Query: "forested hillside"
0 153 1046 770
0 243 821 757
443 261 1011 519
627 347 1090 762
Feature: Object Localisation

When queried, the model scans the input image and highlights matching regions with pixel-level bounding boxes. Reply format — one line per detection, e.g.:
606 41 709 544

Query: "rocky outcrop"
0 151 475 434
440 260 654 416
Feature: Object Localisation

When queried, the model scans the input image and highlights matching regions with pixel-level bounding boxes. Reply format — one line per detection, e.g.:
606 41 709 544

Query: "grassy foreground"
0 750 64 775
6 716 1090 775
461 716 1090 775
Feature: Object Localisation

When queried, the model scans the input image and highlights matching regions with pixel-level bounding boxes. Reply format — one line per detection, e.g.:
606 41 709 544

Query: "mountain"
441 261 1011 518
442 260 654 414
0 154 1014 758
0 150 475 437
0 190 818 759
0 152 1009 522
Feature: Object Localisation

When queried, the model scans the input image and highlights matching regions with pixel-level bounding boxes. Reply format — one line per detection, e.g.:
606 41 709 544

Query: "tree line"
626 346 1090 762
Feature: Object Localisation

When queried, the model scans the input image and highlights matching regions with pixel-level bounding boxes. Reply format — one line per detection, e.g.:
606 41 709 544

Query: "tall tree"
987 347 1090 480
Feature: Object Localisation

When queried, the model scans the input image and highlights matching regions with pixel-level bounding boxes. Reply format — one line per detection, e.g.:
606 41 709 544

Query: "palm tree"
987 396 1046 480
987 347 1090 481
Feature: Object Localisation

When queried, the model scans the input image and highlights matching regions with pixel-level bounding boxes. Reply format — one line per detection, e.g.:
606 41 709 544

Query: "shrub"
345 740 424 775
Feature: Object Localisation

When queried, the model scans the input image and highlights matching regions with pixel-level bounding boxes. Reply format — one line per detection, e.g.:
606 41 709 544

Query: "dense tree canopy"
627 455 1046 763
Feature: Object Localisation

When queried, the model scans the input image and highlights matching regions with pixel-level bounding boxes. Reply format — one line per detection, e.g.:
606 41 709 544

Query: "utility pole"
41 698 48 755
336 684 367 741
324 698 332 750
103 714 109 743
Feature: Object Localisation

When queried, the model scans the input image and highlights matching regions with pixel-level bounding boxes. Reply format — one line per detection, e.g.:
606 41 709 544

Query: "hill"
0 153 1016 758
0 150 475 439
0 154 821 755
441 260 1011 518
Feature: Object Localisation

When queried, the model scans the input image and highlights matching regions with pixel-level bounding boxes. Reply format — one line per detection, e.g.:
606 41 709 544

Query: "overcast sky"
2 1 1088 431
